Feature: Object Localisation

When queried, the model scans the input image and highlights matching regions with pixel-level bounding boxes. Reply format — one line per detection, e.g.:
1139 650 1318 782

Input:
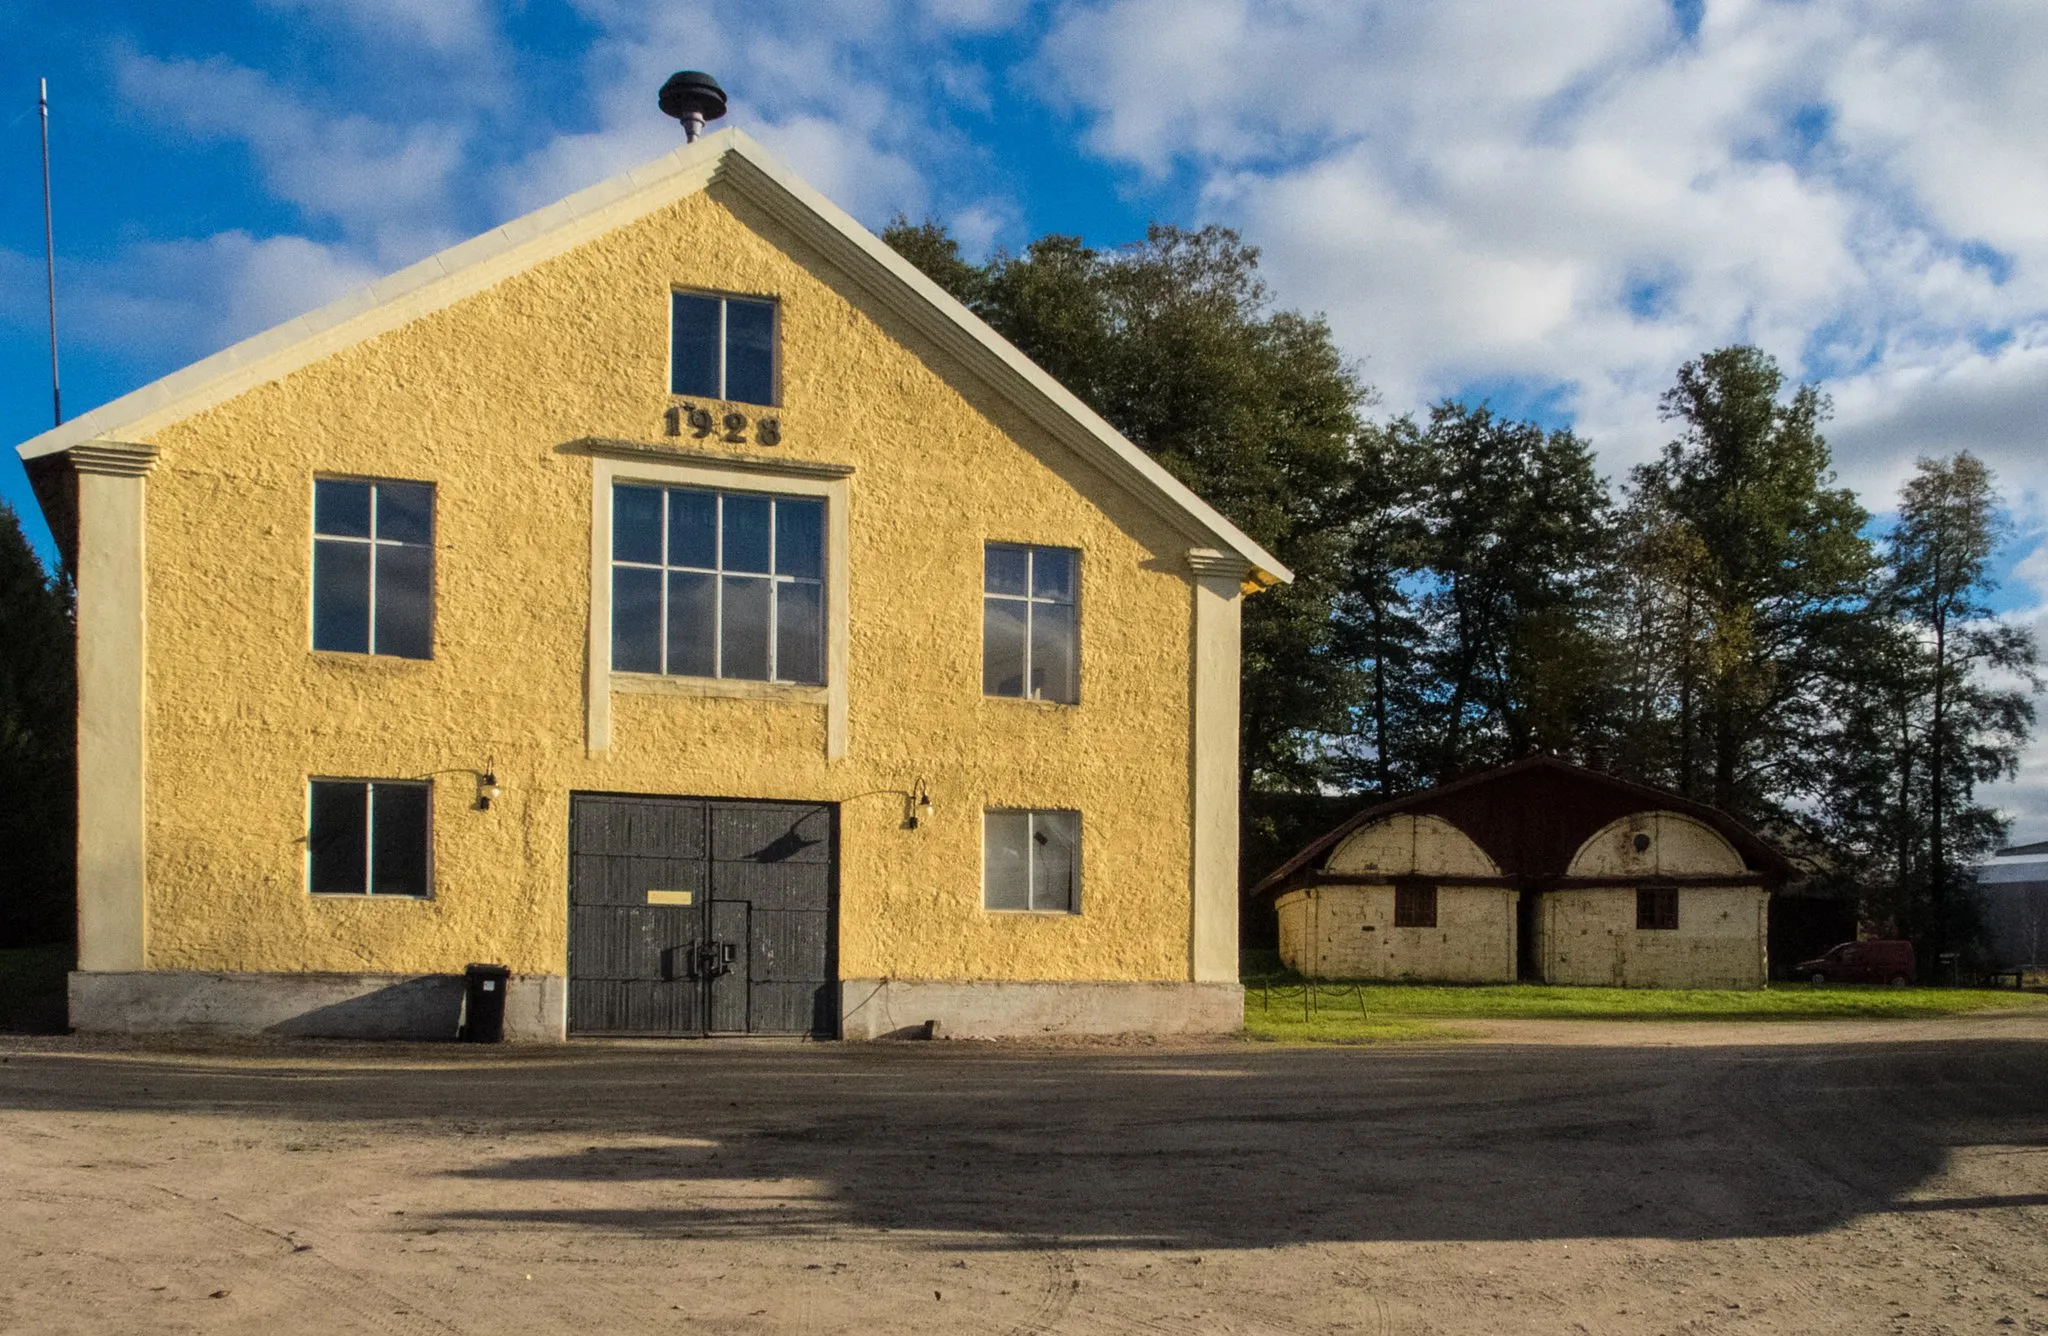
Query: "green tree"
1329 422 1429 796
884 218 1376 791
0 503 74 947
1628 347 1877 823
1878 453 2039 952
1416 404 1615 777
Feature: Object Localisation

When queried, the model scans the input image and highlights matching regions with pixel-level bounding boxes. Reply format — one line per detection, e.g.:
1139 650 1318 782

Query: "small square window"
672 292 778 404
984 544 1078 704
309 779 430 897
312 478 434 659
1637 885 1679 931
1393 880 1437 928
984 810 1080 913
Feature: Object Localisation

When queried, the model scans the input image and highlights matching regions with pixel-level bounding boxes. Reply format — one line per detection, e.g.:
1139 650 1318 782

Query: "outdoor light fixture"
476 772 501 811
916 781 933 826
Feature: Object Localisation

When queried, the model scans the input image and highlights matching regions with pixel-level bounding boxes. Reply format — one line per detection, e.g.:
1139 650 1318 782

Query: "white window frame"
669 289 780 405
983 542 1080 704
982 808 1083 914
306 777 434 899
609 484 826 683
585 447 852 759
310 476 436 658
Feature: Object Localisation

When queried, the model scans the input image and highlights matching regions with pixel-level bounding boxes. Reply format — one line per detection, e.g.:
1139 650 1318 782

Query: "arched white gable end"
1567 811 1747 878
1325 814 1501 879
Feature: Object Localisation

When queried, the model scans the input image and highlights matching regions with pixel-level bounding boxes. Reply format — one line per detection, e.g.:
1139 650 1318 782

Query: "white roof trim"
15 129 1290 585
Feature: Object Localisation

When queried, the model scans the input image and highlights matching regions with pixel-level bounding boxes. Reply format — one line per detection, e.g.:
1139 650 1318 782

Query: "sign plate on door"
647 890 694 906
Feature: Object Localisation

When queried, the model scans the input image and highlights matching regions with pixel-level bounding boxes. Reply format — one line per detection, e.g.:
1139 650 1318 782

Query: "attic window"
672 292 777 405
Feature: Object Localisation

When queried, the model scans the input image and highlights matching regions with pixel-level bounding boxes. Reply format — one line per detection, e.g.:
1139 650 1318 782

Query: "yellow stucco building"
1257 758 1792 989
17 129 1288 1040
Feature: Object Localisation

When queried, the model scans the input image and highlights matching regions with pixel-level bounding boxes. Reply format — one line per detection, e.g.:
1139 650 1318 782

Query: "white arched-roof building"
1256 757 1794 989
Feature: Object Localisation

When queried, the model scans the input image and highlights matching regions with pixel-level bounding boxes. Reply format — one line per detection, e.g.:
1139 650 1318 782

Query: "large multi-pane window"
312 478 434 658
308 779 431 897
611 484 825 684
671 292 777 405
983 544 1077 703
983 810 1081 913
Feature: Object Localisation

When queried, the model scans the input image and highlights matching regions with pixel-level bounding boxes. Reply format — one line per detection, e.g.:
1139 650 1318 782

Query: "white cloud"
75 233 382 364
494 1 1001 229
255 0 495 51
116 53 467 266
1040 0 2048 824
0 232 377 367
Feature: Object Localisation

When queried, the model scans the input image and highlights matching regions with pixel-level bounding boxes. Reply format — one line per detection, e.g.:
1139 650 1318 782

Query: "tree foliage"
885 218 1375 789
0 503 74 947
889 210 2042 948
1855 455 2038 948
1625 347 1878 820
1335 404 1615 789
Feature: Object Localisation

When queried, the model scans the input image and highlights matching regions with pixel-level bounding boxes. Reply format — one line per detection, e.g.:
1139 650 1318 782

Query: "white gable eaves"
15 129 1291 586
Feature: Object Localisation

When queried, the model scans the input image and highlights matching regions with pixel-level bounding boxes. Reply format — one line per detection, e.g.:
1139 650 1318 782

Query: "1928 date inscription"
666 404 781 446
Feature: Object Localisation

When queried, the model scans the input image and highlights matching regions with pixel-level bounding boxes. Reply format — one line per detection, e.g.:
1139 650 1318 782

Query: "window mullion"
717 299 729 400
713 495 725 679
363 783 376 896
1025 812 1039 911
1020 550 1035 699
366 487 380 654
658 487 671 675
767 502 779 682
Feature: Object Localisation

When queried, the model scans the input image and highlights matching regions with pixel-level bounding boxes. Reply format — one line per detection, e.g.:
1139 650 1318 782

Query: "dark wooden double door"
569 794 837 1037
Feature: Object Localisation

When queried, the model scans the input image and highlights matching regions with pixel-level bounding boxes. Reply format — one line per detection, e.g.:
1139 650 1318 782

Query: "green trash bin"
460 963 511 1043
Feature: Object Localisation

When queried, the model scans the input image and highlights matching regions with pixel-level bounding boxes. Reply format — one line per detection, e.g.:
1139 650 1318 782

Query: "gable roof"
1253 755 1796 896
15 129 1289 587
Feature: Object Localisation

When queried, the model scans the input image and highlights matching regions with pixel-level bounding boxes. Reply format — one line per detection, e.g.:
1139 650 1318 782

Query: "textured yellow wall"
1541 886 1769 988
1274 885 1518 982
138 182 1198 982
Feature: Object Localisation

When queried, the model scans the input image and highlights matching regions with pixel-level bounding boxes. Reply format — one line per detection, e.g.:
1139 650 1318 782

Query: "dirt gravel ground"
3 1014 2046 1336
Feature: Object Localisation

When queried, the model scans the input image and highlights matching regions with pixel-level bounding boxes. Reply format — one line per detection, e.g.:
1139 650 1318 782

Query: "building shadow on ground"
2 1032 2044 1249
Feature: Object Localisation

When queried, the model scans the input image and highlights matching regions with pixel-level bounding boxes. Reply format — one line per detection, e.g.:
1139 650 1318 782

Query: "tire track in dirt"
143 1181 471 1336
997 1240 1078 1335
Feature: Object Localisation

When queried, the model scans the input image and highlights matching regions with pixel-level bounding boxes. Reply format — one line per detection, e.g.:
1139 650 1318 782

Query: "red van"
1794 940 1917 986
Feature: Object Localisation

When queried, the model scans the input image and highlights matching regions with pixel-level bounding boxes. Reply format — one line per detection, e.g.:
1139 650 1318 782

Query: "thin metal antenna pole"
40 77 61 427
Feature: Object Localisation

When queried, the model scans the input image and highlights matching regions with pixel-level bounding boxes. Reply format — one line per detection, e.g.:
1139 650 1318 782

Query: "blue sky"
4 0 2046 833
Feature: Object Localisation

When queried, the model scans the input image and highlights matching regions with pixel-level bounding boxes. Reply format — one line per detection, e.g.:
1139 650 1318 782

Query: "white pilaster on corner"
70 441 158 973
1187 547 1248 984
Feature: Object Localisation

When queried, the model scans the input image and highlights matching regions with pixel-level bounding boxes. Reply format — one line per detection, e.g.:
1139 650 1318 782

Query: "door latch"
696 940 737 979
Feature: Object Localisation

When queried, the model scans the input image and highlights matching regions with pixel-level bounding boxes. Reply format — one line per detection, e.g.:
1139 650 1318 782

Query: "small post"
39 76 61 427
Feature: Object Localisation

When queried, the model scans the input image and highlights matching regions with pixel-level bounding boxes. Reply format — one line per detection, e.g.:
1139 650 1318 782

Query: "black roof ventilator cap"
659 71 728 141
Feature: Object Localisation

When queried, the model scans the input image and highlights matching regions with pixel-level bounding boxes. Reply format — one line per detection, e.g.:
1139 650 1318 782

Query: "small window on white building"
1637 885 1679 930
308 779 430 897
1393 880 1437 928
312 478 434 658
983 544 1077 703
984 810 1080 913
672 292 777 405
611 483 825 684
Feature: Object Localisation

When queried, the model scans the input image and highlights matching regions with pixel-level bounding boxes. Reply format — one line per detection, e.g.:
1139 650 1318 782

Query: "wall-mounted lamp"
908 779 933 830
417 766 504 812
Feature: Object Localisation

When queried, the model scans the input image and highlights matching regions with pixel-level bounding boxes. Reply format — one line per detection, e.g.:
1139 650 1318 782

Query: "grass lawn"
1238 961 2048 1044
0 944 72 1032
